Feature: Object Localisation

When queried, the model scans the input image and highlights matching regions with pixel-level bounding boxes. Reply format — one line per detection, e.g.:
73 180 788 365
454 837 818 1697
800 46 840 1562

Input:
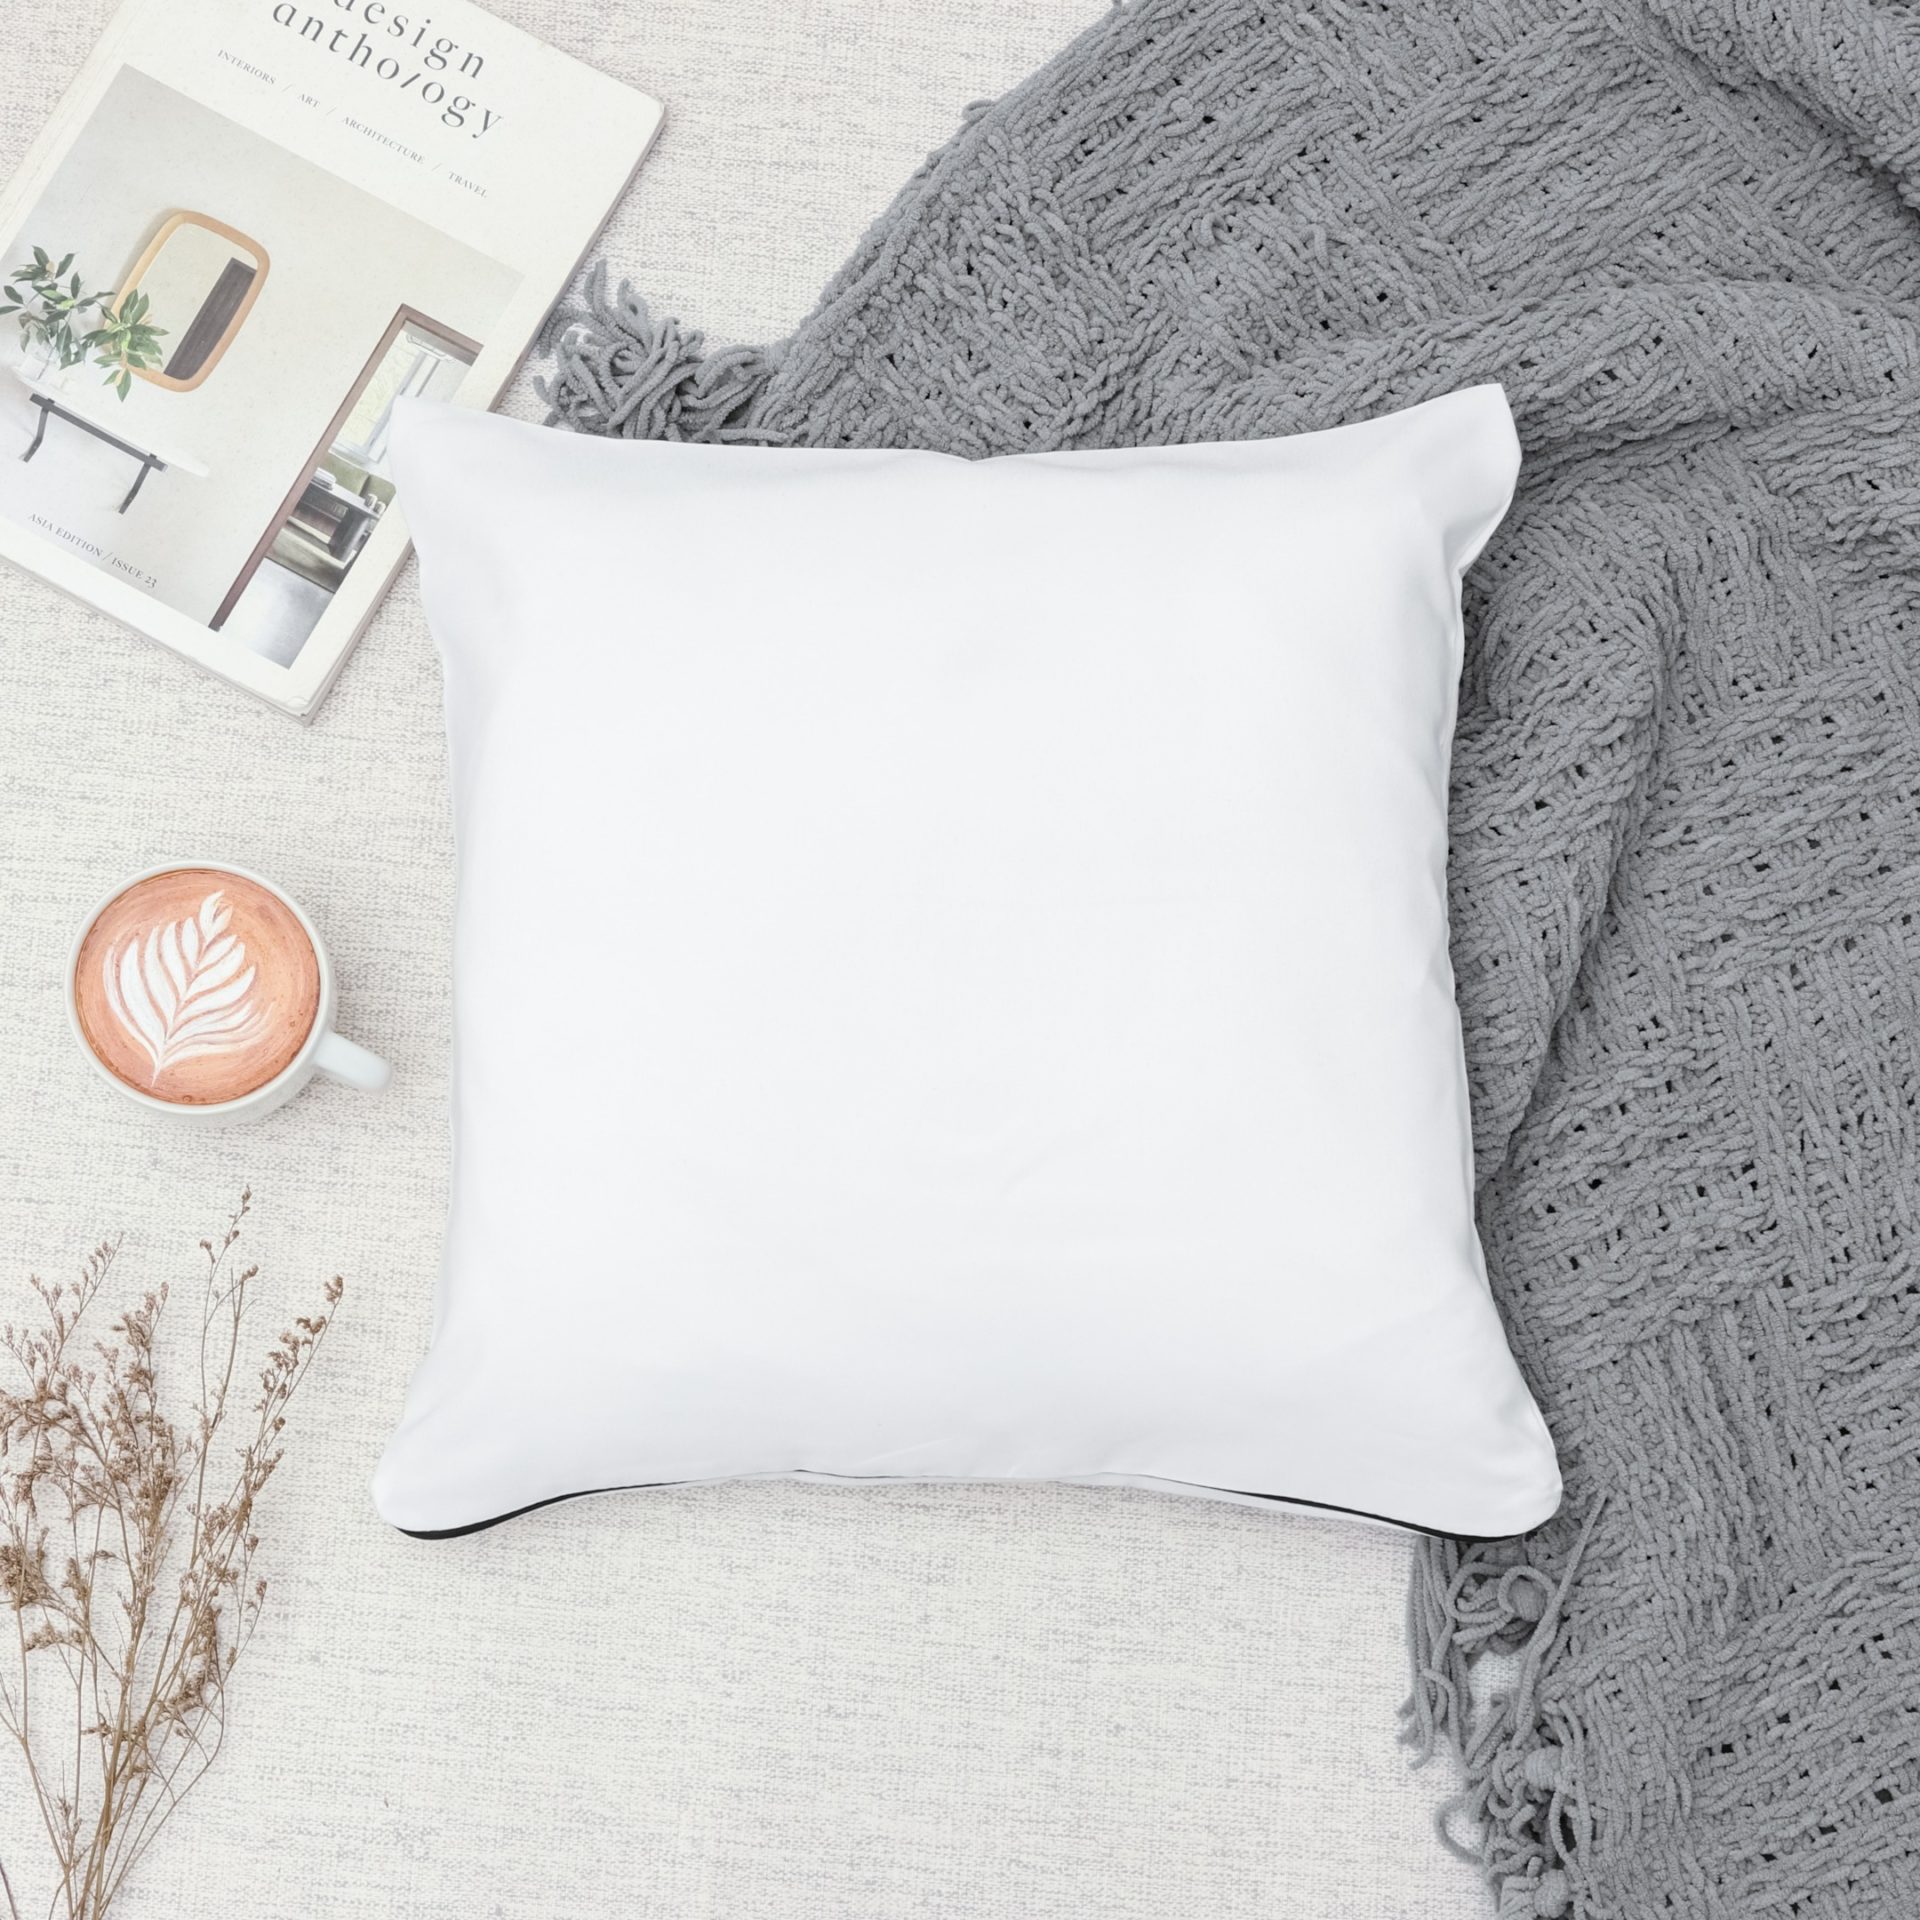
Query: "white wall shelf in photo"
13 362 210 512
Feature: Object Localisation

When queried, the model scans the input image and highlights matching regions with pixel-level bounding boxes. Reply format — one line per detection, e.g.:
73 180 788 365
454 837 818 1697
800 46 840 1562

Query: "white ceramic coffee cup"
66 860 390 1122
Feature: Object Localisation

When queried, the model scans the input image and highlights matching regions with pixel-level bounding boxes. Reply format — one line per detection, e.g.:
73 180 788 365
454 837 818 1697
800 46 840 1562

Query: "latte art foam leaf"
74 867 323 1106
102 891 275 1088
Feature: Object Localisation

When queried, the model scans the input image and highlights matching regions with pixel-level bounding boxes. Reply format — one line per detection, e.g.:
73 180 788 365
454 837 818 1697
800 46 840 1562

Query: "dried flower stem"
0 1192 342 1920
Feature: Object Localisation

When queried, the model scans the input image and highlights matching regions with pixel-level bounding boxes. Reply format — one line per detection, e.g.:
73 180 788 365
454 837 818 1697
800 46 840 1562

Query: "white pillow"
375 386 1560 1540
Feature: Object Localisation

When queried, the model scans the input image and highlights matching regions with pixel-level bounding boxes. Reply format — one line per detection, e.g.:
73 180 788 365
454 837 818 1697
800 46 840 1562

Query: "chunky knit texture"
546 2 1920 1912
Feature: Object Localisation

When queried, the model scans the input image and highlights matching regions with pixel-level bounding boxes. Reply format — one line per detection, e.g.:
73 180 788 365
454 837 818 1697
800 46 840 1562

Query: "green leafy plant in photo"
0 247 168 400
84 287 168 400
0 248 104 373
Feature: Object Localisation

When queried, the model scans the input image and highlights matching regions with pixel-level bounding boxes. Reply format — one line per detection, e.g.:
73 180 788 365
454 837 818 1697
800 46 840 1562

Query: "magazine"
0 0 662 719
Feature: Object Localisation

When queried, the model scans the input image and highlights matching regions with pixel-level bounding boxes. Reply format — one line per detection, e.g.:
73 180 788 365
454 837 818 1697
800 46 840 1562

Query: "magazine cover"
0 0 661 719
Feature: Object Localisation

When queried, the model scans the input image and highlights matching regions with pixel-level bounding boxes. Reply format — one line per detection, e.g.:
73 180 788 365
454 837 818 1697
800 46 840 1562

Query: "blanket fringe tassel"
536 263 782 444
1403 1498 1607 1919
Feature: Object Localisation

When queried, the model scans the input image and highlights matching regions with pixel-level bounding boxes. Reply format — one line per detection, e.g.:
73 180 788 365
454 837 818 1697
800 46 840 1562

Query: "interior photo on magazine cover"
0 64 519 667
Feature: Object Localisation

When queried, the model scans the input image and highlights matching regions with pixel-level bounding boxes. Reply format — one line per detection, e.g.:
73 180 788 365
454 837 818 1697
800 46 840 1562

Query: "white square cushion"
374 386 1561 1539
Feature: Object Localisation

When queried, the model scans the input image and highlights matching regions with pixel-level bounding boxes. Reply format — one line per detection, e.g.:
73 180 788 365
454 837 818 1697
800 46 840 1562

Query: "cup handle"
314 1029 391 1093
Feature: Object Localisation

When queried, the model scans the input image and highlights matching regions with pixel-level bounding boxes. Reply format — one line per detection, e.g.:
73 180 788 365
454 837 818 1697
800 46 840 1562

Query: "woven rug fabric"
552 2 1920 1914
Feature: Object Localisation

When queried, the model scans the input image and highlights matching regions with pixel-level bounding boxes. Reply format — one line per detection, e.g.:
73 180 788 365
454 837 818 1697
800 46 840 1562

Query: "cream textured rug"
548 1 1920 1915
0 2 1489 1917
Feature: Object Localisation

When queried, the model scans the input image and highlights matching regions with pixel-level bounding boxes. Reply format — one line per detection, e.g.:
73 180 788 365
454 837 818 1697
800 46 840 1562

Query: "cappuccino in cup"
67 863 388 1120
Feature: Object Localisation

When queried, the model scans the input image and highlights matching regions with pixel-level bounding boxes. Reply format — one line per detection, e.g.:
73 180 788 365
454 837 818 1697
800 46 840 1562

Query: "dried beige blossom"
0 1192 341 1920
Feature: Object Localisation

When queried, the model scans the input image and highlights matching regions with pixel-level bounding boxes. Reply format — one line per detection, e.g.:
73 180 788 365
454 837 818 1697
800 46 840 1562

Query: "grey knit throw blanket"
545 1 1920 1912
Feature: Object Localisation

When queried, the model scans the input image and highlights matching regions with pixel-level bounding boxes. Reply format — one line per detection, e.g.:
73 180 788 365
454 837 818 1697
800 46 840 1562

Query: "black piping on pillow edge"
392 1475 1529 1545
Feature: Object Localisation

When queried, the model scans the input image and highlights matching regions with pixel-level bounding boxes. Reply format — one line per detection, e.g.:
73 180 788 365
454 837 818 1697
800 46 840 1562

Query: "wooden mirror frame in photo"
118 210 270 392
